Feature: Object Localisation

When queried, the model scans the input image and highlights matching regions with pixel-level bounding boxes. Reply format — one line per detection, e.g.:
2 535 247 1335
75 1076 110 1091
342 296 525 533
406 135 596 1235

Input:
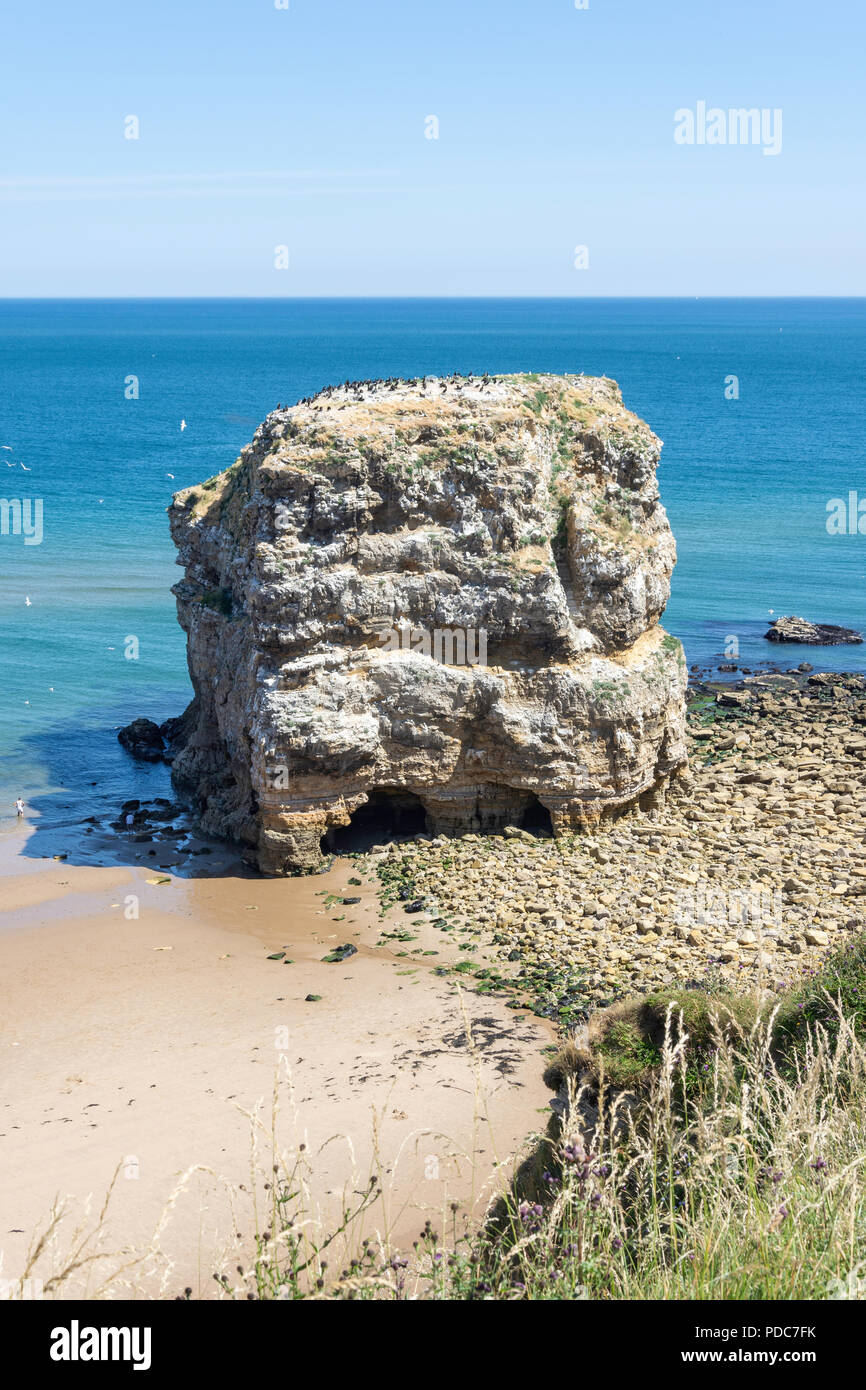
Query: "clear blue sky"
1 0 863 296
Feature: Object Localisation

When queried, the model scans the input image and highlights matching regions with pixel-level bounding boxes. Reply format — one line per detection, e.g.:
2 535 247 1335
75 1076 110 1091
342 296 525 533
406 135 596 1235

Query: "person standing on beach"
15 797 25 817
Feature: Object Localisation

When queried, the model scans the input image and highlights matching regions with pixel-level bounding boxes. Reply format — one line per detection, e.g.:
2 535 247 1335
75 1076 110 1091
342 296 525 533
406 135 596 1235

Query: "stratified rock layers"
168 374 688 874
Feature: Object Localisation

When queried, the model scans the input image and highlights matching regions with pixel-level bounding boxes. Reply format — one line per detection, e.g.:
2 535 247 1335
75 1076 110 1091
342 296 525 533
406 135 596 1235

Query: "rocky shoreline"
364 670 866 1025
72 796 244 877
106 666 866 1025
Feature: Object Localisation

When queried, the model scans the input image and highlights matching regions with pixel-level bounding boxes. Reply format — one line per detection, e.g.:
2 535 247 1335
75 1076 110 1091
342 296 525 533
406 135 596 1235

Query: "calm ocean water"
2 297 865 837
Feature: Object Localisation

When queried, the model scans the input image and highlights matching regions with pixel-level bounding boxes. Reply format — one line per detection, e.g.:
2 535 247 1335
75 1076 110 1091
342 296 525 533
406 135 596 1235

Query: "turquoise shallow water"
2 297 865 836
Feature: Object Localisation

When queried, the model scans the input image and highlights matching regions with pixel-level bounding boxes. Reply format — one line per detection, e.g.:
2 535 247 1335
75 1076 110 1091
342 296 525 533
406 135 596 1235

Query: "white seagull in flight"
180 419 187 432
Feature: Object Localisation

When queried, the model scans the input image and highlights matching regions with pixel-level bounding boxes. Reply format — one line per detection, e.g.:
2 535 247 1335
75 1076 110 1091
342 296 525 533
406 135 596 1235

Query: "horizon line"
1 294 865 302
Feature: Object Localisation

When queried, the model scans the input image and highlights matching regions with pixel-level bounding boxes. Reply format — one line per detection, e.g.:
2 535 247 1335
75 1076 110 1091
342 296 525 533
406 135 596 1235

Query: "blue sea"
2 298 865 841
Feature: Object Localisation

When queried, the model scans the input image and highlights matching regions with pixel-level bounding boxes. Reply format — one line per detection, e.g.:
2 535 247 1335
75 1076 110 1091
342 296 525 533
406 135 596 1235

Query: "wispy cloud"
0 170 401 202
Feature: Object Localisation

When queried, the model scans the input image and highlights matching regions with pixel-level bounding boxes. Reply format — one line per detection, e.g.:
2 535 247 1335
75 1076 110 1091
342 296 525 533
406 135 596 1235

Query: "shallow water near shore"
2 296 866 816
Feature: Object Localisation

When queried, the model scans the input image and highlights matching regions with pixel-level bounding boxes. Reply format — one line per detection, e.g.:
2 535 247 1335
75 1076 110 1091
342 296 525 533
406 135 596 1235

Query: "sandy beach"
0 823 551 1299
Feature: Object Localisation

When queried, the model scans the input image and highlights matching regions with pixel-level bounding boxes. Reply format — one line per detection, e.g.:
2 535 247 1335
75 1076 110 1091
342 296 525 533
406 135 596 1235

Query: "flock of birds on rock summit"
282 371 498 410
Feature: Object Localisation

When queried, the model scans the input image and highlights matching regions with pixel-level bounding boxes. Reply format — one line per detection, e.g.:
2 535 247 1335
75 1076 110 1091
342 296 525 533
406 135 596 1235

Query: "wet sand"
0 822 551 1298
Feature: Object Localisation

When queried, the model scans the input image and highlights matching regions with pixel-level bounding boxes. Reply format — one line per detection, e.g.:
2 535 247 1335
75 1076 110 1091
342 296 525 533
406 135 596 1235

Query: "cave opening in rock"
325 789 428 855
517 793 554 835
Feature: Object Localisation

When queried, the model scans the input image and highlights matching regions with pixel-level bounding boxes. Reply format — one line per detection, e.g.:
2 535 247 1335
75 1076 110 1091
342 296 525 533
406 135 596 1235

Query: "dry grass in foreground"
218 936 866 1299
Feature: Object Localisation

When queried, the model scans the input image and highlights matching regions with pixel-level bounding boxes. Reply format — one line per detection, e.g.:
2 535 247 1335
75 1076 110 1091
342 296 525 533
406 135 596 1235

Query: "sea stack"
167 374 688 874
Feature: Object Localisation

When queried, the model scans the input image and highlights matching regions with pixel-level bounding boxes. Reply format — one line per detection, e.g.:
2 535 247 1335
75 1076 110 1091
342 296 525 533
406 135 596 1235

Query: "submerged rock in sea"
166 373 688 874
117 707 199 764
117 718 165 762
765 615 863 646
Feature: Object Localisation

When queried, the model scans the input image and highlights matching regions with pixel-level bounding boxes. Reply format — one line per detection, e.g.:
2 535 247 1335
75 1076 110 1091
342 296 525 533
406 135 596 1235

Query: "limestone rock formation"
765 615 863 646
167 373 688 874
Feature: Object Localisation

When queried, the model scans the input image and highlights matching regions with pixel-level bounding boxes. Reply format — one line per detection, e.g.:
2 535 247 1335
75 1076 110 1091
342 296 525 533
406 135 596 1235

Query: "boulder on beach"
764 615 863 646
166 373 689 874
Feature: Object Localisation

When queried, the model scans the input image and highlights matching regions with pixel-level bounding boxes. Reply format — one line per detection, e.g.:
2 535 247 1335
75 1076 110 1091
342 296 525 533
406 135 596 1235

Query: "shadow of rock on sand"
392 1016 542 1082
439 1017 536 1078
8 707 248 878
